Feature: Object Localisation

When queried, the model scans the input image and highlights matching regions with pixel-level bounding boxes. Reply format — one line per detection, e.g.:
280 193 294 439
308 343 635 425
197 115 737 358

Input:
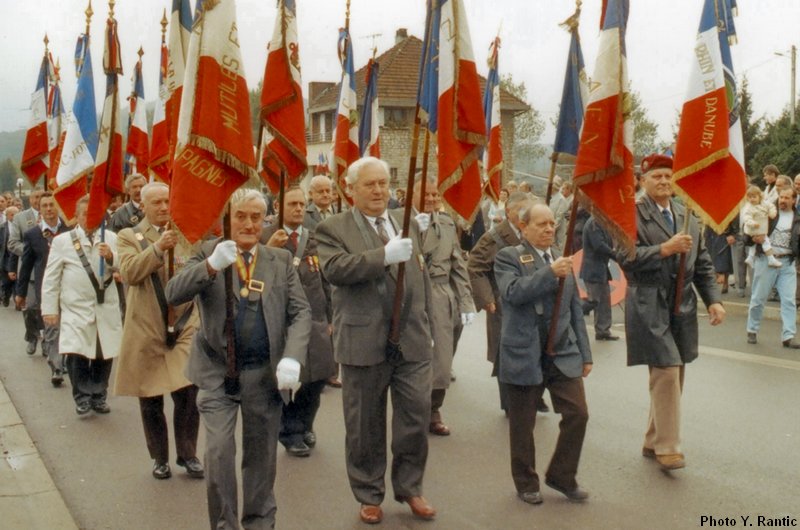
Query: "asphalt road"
0 304 798 530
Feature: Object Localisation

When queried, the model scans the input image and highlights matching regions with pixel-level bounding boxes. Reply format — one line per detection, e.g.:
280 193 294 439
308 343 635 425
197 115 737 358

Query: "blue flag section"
553 29 586 157
418 0 440 132
481 47 500 160
74 34 99 159
359 60 379 157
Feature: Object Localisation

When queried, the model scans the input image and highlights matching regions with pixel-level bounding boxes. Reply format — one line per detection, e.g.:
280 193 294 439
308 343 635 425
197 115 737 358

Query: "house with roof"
306 28 530 190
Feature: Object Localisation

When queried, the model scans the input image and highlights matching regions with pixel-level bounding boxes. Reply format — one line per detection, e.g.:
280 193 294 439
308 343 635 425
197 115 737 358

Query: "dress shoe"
545 479 589 501
747 333 757 344
75 402 92 415
537 400 550 413
91 401 111 414
656 453 685 470
359 504 383 524
517 491 543 505
26 339 36 355
303 431 317 448
152 462 172 479
428 421 450 436
326 376 342 388
176 456 205 478
595 333 619 341
51 370 64 387
286 441 311 457
398 496 436 520
641 447 656 459
782 339 800 349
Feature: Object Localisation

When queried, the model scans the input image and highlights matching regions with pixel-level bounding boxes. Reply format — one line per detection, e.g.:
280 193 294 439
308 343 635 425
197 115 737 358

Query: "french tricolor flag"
359 58 381 158
673 0 746 233
165 0 193 168
150 30 170 183
332 27 360 201
20 53 51 184
573 0 636 252
54 34 98 221
482 37 503 202
126 52 150 177
46 62 66 192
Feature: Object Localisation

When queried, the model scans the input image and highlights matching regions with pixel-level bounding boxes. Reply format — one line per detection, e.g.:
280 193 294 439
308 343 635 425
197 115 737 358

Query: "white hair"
230 188 267 212
140 182 169 203
345 156 390 186
125 173 147 189
309 175 333 191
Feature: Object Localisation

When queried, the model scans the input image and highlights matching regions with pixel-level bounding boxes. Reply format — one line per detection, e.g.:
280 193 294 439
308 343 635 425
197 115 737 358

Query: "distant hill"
0 129 25 165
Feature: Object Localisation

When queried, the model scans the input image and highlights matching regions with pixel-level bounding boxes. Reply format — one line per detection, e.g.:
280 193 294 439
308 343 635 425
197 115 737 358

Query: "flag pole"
335 0 352 215
418 128 431 214
673 206 692 315
277 168 286 228
545 191 581 354
545 153 558 203
223 204 239 396
43 34 50 191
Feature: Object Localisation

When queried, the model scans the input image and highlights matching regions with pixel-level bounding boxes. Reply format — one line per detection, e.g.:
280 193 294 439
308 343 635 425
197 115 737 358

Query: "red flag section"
21 52 51 185
170 0 255 243
258 0 307 194
150 18 170 183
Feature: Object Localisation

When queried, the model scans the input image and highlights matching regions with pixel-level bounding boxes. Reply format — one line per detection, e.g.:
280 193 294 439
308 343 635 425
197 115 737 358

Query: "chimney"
308 81 336 104
395 28 408 45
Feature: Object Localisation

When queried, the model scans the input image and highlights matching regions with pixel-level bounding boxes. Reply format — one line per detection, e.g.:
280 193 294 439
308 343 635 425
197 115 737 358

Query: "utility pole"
791 45 796 126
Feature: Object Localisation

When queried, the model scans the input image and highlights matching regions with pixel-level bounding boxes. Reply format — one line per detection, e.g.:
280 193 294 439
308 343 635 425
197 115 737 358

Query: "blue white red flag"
332 27 359 201
171 0 256 243
573 0 636 253
150 22 170 183
165 0 193 171
314 152 329 176
126 51 150 177
257 0 307 194
430 0 486 223
553 18 588 157
418 0 440 131
21 52 51 184
482 37 502 202
672 0 746 233
359 59 380 158
46 58 66 191
54 34 98 221
87 13 125 231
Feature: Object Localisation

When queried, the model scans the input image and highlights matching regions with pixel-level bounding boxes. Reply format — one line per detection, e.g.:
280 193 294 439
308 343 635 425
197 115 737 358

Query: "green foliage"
739 77 764 178
627 91 659 157
749 110 800 179
0 158 22 194
500 73 546 160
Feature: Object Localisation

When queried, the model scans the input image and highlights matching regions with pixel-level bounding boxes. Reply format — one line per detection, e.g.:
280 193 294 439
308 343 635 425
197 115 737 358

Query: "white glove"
276 357 301 392
461 312 476 326
207 240 238 272
384 235 413 265
415 212 431 232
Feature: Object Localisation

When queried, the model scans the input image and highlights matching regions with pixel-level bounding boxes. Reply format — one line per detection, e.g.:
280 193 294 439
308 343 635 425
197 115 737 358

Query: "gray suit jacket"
165 239 311 390
8 208 38 257
303 203 337 233
315 208 434 366
494 241 592 386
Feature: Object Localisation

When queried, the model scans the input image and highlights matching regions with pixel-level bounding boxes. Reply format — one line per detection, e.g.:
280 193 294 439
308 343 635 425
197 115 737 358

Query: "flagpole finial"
85 0 94 35
161 8 168 38
345 0 351 31
559 1 582 32
138 46 144 60
44 34 49 51
108 0 115 18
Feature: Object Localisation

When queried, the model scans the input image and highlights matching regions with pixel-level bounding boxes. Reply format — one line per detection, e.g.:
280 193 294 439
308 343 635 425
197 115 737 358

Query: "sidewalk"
0 377 77 530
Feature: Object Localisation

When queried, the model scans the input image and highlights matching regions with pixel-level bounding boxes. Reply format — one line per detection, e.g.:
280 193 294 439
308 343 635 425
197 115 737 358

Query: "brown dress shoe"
656 453 686 470
641 447 656 459
428 421 450 436
359 504 383 524
398 496 436 520
327 376 342 388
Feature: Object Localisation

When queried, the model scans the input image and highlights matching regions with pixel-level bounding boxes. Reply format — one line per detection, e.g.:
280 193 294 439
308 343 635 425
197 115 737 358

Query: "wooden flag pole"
544 153 558 203
545 192 581 355
43 34 50 192
277 168 286 228
673 207 692 315
222 205 239 397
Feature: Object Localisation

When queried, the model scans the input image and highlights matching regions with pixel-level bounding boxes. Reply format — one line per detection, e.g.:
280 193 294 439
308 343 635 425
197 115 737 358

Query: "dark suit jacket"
165 239 311 391
580 217 614 283
315 208 433 366
17 221 68 300
108 202 143 233
0 221 16 273
303 203 337 233
494 241 592 386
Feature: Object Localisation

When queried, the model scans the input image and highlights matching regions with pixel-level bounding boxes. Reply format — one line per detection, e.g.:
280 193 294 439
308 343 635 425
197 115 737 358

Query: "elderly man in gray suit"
166 189 311 530
495 203 592 506
315 156 437 525
303 175 337 232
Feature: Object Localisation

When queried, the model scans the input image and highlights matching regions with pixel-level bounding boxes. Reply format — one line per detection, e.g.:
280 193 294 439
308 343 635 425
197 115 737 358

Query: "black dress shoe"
286 441 311 457
51 370 64 387
517 491 543 505
92 401 111 414
152 462 172 479
536 400 549 413
176 456 205 478
26 339 36 355
75 402 92 415
545 479 589 501
782 339 800 349
595 333 620 341
303 431 317 448
747 332 757 344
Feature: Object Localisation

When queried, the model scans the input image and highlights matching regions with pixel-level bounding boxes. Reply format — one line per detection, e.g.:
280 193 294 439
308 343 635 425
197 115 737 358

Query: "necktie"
288 231 299 253
543 252 552 264
375 217 390 244
241 251 252 267
662 208 674 233
320 209 330 220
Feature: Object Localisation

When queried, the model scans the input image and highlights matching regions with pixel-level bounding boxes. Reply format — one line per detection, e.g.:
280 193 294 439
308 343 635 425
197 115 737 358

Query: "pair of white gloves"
207 241 302 392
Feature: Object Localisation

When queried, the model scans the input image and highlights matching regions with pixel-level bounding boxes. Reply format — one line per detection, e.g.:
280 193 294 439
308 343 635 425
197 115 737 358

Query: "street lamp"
774 45 796 126
16 178 23 199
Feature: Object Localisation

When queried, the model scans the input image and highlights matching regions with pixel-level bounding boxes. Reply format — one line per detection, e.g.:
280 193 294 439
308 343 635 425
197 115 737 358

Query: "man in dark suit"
16 192 68 384
0 205 19 306
263 186 335 457
580 216 619 340
315 157 437 524
108 173 146 233
494 203 592 505
166 188 311 530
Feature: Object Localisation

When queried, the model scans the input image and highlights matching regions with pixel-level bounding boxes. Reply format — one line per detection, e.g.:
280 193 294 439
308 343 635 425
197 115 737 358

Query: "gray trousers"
341 359 431 505
585 281 612 335
42 323 63 373
197 366 282 530
732 238 748 290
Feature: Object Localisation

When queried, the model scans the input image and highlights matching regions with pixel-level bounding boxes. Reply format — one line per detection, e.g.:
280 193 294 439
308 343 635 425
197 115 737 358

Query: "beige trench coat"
113 220 198 398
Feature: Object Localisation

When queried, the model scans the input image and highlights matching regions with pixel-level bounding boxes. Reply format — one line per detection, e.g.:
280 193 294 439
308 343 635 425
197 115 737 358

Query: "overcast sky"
1 0 798 146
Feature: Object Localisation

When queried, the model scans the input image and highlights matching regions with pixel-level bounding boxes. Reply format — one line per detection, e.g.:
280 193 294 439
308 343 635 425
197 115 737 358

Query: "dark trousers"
65 349 113 406
23 308 43 343
585 281 612 335
341 359 431 505
0 275 13 304
279 379 326 446
506 358 588 493
430 388 446 423
139 385 200 464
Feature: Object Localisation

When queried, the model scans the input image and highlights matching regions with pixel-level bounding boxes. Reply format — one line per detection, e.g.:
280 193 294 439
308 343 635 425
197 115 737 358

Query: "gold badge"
134 232 145 241
130 215 139 224
292 256 301 268
417 254 425 271
73 241 82 251
520 254 535 264
248 279 265 293
240 287 249 297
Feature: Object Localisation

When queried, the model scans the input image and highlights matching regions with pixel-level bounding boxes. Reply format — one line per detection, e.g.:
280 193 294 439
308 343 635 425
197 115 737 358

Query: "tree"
500 73 546 162
738 76 764 179
627 90 659 157
0 158 20 194
749 110 800 179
